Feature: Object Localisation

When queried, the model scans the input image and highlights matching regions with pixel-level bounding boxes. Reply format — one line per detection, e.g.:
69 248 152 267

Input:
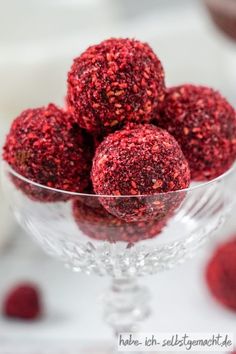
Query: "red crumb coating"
158 85 236 181
3 104 92 201
73 198 166 243
91 124 190 221
3 283 41 320
67 38 165 134
206 238 236 311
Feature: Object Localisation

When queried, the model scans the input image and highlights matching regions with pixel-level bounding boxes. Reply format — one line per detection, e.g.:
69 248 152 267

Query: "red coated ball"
91 124 190 222
73 197 167 243
67 38 165 134
3 283 42 320
3 104 92 201
206 238 236 311
158 85 236 181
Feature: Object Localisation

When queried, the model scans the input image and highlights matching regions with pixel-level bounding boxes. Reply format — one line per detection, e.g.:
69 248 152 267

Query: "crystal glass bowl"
205 0 236 42
2 161 236 336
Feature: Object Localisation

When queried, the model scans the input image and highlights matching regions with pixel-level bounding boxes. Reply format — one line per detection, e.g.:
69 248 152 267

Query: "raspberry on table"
206 238 236 311
3 283 42 320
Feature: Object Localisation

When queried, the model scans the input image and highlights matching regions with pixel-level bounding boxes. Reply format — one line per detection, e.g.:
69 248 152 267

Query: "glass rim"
2 161 235 198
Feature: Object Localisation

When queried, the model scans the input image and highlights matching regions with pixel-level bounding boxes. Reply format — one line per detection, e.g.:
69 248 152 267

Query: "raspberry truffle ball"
3 104 92 201
91 124 190 222
73 197 166 243
158 85 236 181
206 238 236 311
67 38 165 134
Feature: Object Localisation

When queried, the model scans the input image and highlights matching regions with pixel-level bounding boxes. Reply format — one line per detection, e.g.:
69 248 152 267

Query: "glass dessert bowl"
205 0 236 42
2 161 236 337
204 0 236 104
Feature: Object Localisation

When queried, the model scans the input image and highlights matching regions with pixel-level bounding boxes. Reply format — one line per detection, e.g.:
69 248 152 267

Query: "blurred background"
0 0 236 352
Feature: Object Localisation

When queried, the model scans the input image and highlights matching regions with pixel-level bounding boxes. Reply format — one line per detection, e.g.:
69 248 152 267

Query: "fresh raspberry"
206 238 236 311
3 283 42 320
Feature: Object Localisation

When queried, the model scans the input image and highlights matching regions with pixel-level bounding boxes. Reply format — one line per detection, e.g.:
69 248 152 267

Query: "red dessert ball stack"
2 36 236 243
67 38 165 134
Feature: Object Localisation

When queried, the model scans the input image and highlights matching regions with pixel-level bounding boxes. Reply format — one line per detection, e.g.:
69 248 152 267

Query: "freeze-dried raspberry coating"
158 85 236 181
67 38 165 134
91 124 190 221
73 198 166 243
206 238 236 311
3 104 92 201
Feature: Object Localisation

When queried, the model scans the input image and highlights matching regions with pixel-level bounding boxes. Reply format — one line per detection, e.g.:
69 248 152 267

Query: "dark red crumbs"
3 104 92 202
91 124 190 221
157 84 236 181
3 283 42 320
67 38 165 134
206 237 236 311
